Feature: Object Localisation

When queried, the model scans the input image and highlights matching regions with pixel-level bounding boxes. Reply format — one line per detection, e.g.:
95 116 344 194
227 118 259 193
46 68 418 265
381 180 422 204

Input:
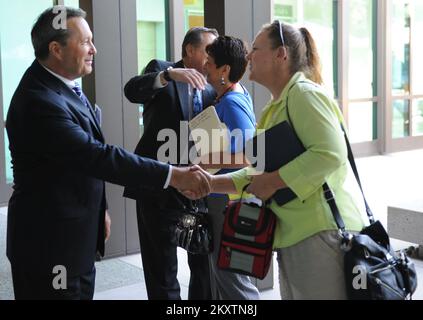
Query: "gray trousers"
276 230 348 300
207 196 260 300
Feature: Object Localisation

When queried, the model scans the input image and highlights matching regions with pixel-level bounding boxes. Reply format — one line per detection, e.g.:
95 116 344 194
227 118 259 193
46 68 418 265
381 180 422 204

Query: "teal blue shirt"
210 85 256 198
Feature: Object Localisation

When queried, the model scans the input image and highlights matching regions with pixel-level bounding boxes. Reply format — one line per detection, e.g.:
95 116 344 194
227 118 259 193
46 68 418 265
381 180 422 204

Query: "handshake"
169 165 213 199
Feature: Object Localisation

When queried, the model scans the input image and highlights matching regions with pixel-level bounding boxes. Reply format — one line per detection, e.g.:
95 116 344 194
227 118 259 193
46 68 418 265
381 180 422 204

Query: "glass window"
346 0 378 143
412 1 423 94
390 1 422 141
348 102 377 143
136 0 169 135
392 100 410 138
412 99 423 136
183 0 204 31
1 0 53 184
273 0 336 98
392 0 411 96
136 0 168 74
63 0 79 7
348 0 376 99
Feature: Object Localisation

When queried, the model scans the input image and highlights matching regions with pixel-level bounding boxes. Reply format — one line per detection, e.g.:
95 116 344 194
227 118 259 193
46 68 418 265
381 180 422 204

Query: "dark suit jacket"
5 60 170 276
123 59 216 209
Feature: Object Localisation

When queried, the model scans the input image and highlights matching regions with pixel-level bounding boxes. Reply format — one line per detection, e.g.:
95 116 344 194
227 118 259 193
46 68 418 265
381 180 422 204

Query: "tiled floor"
93 249 281 300
1 149 423 300
91 243 423 300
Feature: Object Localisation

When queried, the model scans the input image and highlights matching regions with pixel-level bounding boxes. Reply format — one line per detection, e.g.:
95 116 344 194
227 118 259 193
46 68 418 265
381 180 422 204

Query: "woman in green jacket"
186 21 365 299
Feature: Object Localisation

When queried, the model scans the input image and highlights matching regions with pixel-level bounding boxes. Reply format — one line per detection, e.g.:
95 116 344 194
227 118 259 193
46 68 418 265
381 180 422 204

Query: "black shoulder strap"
337 125 375 224
284 81 374 237
321 128 375 237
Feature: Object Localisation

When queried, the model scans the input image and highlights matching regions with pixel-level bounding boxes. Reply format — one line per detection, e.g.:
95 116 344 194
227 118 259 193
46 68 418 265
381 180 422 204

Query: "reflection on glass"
348 0 376 99
348 102 377 143
392 0 411 96
1 0 53 184
136 0 168 135
273 0 335 98
63 0 79 8
412 2 423 94
412 99 423 136
392 100 410 138
136 0 167 74
183 0 204 32
3 129 11 183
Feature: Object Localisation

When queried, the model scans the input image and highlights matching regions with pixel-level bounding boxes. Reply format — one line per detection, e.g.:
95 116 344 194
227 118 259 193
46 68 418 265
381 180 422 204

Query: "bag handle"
226 185 273 236
227 201 274 236
338 125 375 224
284 81 375 238
238 184 269 207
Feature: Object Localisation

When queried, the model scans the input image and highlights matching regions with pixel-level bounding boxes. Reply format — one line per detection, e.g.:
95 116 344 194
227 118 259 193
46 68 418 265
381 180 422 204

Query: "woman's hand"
246 170 287 201
181 165 238 199
179 165 212 199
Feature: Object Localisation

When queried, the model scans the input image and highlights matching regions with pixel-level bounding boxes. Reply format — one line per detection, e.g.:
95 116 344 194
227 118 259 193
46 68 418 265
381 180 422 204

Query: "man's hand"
246 170 287 201
104 210 111 242
184 165 239 198
169 165 211 199
162 68 207 90
180 165 214 199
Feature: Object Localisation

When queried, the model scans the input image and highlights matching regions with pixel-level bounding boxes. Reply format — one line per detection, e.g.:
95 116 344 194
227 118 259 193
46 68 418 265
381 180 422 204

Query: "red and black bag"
217 197 276 280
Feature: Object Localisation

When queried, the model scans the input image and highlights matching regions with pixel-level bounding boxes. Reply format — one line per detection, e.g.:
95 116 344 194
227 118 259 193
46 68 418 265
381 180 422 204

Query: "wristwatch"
163 66 173 82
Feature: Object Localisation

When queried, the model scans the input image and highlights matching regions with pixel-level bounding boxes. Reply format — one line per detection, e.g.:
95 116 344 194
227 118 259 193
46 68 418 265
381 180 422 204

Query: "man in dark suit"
124 27 218 300
5 7 210 300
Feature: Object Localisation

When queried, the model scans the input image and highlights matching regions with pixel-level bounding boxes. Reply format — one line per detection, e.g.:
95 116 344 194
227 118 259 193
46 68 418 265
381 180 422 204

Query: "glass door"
391 0 423 141
347 0 378 144
273 0 337 98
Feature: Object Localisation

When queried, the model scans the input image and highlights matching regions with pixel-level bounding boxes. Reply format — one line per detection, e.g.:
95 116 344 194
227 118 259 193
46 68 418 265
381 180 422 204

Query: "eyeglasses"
273 20 285 47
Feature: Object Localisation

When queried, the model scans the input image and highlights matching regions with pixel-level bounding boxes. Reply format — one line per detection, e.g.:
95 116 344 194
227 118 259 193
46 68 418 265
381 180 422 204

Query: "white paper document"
188 106 230 174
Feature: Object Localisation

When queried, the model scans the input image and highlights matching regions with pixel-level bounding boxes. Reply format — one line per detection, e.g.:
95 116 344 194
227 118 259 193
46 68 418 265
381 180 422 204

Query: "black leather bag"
342 220 417 299
322 126 418 300
173 200 213 255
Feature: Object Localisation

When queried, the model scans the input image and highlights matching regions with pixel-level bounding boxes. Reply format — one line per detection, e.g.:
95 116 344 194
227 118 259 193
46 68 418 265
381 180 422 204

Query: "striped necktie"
72 83 101 125
192 88 203 117
72 82 89 107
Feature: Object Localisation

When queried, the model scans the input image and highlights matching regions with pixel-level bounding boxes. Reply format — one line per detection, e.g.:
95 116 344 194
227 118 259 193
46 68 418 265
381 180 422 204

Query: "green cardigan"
229 72 365 248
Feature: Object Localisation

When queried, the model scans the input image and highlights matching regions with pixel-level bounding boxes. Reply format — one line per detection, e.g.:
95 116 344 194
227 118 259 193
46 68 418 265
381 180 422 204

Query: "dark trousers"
11 264 96 300
136 200 211 300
